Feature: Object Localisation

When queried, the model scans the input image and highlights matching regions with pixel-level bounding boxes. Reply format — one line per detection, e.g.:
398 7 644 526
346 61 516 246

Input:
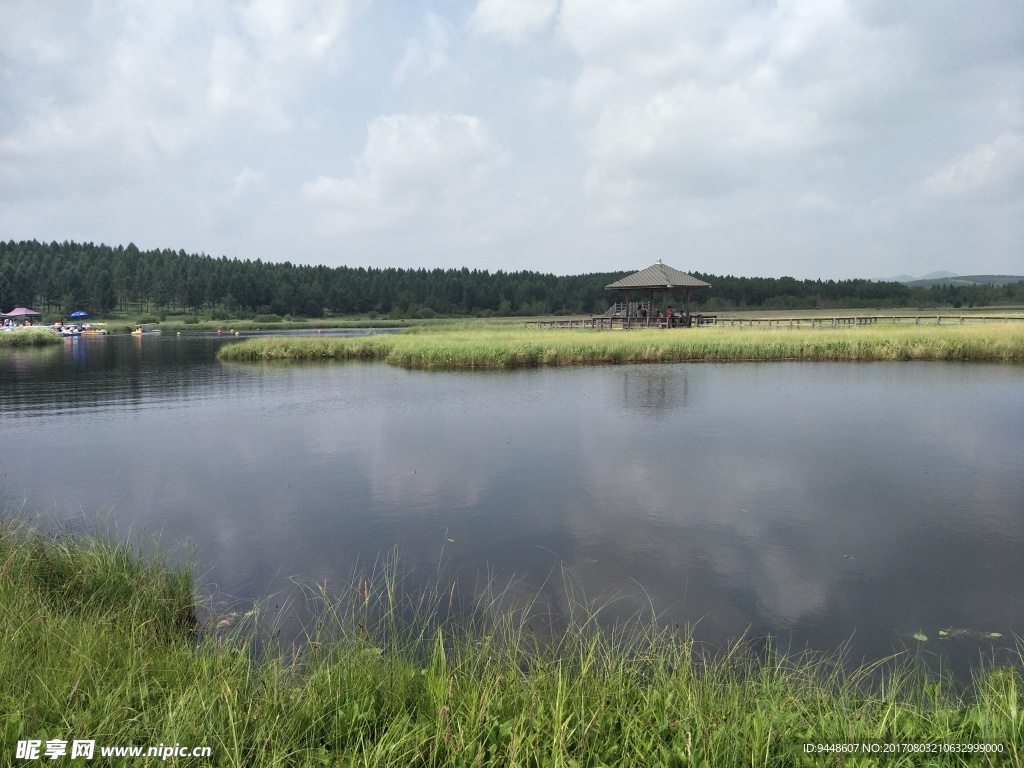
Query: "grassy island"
217 322 1024 369
0 327 62 348
2 520 1021 767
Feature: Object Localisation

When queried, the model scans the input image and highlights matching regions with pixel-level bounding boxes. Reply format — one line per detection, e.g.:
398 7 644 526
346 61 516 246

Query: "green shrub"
0 327 62 347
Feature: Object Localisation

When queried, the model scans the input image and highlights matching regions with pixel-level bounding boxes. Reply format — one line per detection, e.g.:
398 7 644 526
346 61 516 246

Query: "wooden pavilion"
605 260 711 328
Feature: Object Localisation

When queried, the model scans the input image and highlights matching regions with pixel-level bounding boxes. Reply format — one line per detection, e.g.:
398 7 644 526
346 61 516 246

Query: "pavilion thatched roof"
605 261 711 291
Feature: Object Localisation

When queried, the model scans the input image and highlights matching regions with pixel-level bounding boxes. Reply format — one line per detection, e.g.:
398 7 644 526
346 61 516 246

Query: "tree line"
2 240 1022 319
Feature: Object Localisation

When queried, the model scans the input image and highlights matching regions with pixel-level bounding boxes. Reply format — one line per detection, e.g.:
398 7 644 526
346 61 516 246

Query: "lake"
2 333 1022 674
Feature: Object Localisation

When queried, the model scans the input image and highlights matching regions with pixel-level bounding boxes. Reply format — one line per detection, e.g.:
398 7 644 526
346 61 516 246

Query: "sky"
1 0 1022 280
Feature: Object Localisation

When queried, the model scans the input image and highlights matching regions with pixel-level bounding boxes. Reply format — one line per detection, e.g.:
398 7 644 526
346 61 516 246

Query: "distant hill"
874 272 1024 288
956 274 1024 285
903 274 1024 289
873 271 960 284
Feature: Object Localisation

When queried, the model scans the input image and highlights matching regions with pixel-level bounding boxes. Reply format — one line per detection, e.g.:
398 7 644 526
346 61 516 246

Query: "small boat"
131 325 162 336
80 324 109 335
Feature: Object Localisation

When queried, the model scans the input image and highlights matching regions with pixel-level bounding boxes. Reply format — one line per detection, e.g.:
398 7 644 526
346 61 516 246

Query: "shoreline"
3 521 1021 765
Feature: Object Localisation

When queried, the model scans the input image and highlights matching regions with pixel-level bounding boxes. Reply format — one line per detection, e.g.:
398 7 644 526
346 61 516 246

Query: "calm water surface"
2 334 1022 671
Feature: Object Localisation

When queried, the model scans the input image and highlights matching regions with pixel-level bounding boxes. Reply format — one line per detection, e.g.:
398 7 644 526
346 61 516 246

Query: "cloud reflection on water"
2 342 1022 667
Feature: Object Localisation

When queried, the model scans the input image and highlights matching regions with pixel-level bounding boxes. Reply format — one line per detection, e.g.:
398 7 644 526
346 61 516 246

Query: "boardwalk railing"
526 315 714 330
603 301 649 318
526 315 1024 330
714 315 1024 328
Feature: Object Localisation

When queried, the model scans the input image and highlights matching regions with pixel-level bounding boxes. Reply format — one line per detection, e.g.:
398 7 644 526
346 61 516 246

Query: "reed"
0 327 62 347
2 520 1021 767
218 323 1024 368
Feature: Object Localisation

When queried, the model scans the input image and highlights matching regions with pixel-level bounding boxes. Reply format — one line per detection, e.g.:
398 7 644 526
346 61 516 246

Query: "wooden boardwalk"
526 314 1024 330
524 316 712 330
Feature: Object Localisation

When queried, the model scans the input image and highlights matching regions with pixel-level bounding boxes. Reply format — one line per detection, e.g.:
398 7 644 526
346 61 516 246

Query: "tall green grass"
2 520 1021 766
0 328 62 347
218 324 1024 368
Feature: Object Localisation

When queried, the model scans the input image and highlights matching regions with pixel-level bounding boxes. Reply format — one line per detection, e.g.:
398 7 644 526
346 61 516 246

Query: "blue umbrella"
70 310 89 319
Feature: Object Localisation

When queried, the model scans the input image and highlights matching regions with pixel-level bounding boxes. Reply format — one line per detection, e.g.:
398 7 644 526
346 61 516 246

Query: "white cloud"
585 82 822 197
559 0 750 78
302 113 510 233
0 0 359 194
921 133 1024 203
469 0 559 43
229 167 268 200
558 0 995 233
236 0 353 63
392 13 453 85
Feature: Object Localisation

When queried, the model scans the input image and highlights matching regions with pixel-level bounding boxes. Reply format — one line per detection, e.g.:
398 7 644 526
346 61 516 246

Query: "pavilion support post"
625 289 632 329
